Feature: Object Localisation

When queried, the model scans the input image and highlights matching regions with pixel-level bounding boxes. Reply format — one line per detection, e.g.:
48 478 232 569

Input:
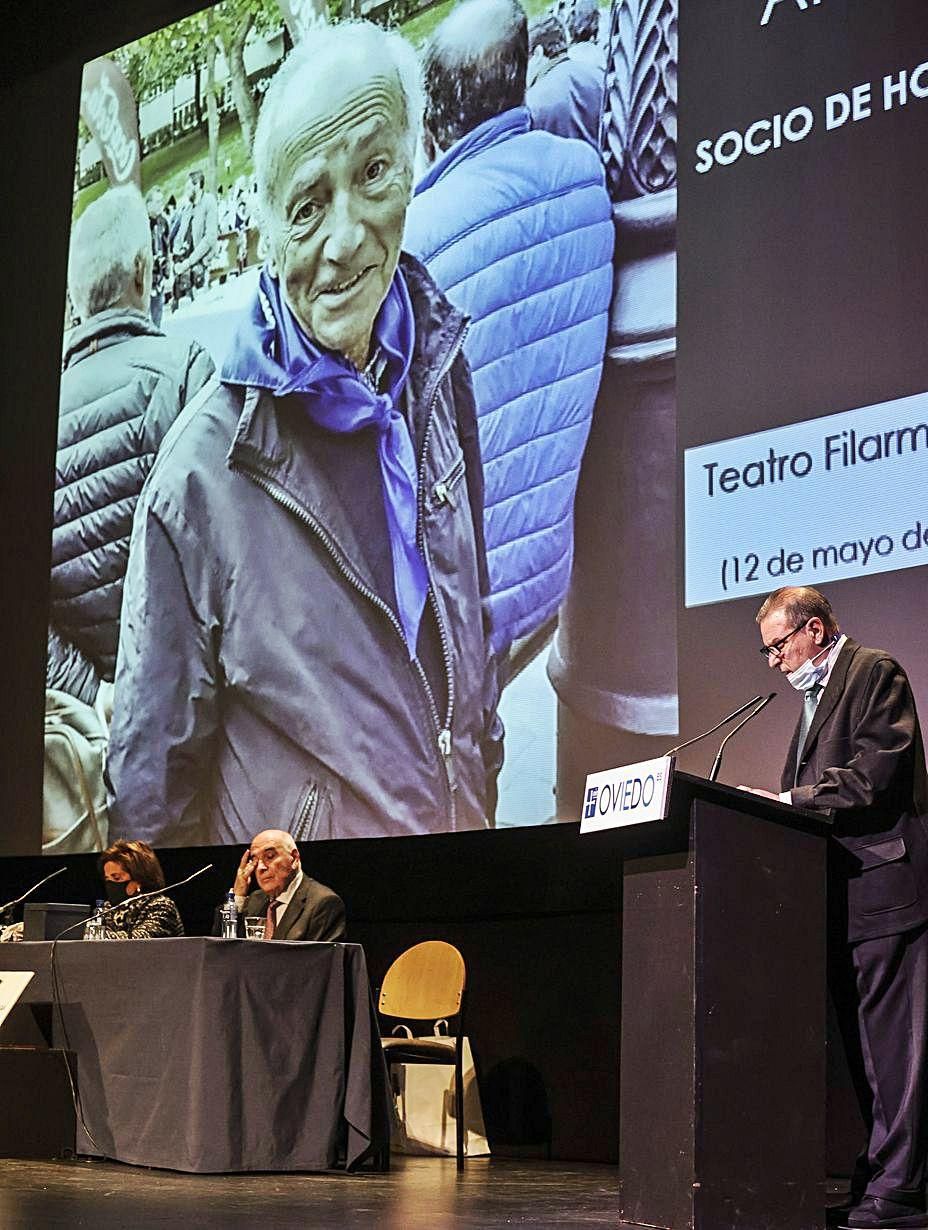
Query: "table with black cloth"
0 937 390 1172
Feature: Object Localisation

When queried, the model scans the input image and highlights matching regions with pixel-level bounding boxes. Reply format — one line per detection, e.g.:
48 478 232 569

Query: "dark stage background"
1 0 925 1169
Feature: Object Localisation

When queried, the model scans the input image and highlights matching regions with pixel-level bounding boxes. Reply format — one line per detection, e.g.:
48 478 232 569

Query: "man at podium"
747 585 928 1229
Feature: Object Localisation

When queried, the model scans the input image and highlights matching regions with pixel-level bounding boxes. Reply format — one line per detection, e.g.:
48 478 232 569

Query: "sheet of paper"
0 970 35 1029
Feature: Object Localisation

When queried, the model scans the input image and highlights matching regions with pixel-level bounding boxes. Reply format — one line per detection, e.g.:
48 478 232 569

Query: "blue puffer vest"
404 106 614 651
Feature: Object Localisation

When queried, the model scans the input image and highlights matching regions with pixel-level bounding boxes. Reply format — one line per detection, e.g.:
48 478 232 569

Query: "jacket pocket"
852 837 917 915
291 780 333 841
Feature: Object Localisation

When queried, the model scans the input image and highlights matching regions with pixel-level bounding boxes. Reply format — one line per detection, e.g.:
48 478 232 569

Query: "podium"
611 771 831 1230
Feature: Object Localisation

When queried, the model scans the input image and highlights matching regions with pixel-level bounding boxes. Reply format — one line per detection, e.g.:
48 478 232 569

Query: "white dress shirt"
235 867 304 914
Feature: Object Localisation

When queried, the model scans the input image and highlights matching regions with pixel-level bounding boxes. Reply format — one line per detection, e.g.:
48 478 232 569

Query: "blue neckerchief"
222 267 427 656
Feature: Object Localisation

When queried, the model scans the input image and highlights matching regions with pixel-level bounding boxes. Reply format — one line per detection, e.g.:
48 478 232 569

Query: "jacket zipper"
430 455 466 511
416 319 469 816
292 783 319 841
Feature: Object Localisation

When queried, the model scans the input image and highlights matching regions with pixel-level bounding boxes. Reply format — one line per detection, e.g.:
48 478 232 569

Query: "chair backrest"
378 940 465 1022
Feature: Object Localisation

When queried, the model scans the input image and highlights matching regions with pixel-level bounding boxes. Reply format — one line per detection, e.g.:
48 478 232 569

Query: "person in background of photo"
146 185 171 326
106 21 503 847
99 839 184 939
49 185 214 708
526 11 565 88
217 182 233 232
233 176 251 274
526 6 604 147
404 0 613 656
560 0 605 71
170 166 218 307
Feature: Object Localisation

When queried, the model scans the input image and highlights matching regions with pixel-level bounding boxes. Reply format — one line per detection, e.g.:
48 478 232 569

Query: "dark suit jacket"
243 874 346 942
782 638 928 942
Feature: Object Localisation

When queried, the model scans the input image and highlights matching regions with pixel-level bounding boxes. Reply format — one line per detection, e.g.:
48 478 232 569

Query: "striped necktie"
264 899 279 940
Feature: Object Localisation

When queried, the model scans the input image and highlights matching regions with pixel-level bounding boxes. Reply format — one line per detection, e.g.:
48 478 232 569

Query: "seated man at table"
231 828 345 941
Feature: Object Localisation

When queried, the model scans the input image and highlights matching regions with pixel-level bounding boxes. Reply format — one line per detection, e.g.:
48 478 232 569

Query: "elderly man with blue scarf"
105 22 503 845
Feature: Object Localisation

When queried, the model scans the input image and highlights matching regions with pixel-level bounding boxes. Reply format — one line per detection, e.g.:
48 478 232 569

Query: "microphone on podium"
708 692 776 783
663 695 765 760
54 863 214 941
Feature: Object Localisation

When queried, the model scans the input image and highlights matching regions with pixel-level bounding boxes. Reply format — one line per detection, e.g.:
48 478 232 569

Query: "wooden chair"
378 940 468 1169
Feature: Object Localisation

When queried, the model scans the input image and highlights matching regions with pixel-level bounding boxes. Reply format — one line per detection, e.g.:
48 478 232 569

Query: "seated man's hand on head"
234 847 256 897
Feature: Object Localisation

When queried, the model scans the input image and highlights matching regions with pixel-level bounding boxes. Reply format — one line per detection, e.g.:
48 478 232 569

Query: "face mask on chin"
104 881 132 908
786 635 837 692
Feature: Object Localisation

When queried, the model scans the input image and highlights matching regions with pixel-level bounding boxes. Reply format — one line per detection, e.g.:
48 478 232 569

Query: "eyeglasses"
759 620 809 659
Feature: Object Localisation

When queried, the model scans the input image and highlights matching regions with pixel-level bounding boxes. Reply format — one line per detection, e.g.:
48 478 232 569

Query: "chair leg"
455 1043 465 1170
380 1056 394 1171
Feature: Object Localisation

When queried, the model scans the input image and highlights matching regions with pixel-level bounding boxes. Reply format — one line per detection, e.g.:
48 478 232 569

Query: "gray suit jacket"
243 875 346 942
782 638 928 941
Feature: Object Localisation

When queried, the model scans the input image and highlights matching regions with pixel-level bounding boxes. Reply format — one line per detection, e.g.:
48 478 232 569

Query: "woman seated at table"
99 840 184 939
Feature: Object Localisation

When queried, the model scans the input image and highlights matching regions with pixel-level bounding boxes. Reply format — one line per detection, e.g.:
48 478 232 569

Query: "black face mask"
104 881 132 907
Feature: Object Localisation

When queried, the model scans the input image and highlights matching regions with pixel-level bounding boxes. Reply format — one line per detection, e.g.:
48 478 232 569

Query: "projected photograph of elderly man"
105 21 504 846
56 0 677 846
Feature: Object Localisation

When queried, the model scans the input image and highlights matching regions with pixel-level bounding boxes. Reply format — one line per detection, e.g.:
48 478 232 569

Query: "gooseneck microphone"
708 692 776 783
664 695 765 759
54 863 215 940
0 865 67 917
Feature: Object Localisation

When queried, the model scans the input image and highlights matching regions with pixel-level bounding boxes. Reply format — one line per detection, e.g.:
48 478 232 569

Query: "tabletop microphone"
708 692 776 783
54 863 215 940
0 866 67 917
664 695 764 759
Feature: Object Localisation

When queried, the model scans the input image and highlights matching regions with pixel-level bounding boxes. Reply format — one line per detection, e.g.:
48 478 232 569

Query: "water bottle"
84 900 105 941
221 890 238 939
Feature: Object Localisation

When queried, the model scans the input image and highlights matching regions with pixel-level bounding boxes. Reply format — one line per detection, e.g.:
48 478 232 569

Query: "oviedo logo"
584 771 663 819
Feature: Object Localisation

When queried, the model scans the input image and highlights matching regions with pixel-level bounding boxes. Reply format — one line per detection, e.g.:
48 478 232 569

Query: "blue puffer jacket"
404 106 614 651
50 309 215 703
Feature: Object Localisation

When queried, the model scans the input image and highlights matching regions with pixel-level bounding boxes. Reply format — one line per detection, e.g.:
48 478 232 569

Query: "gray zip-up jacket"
106 257 502 845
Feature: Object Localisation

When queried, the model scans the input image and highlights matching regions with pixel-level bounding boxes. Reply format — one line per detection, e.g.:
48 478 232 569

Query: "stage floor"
0 1156 624 1229
0 1155 854 1228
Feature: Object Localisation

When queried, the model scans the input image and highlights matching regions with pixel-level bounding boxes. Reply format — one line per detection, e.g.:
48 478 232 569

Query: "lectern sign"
580 756 675 833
